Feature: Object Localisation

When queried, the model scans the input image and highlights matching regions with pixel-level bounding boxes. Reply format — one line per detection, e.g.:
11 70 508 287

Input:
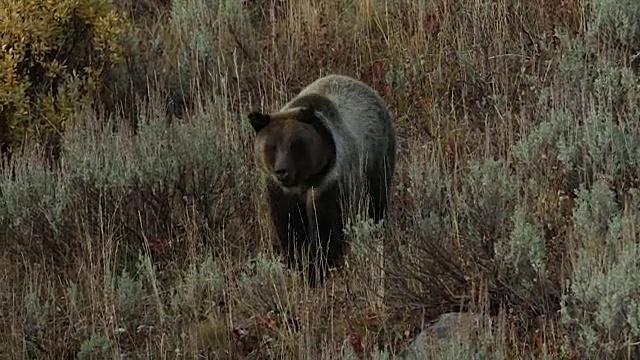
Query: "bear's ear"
248 111 271 132
297 106 317 125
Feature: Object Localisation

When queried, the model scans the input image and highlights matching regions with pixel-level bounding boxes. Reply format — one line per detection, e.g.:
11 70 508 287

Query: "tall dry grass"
2 0 640 359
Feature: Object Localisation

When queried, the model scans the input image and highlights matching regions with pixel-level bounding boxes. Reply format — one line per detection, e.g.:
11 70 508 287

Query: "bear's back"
282 74 395 189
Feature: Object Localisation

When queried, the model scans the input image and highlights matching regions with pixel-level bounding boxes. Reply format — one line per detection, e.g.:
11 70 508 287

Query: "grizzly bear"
247 74 397 286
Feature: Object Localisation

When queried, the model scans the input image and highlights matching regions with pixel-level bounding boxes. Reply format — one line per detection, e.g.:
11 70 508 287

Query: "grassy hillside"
2 0 640 358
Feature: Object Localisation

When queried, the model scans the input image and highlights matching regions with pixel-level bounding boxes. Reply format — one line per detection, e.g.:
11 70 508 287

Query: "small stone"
397 312 485 359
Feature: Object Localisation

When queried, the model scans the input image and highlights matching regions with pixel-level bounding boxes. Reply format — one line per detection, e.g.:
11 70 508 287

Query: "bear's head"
248 106 335 190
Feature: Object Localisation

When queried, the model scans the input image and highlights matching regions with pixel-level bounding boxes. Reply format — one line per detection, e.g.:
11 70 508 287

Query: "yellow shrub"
0 0 129 155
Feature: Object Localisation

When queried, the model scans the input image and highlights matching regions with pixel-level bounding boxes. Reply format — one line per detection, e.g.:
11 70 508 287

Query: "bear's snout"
274 151 297 187
274 164 296 187
275 169 290 183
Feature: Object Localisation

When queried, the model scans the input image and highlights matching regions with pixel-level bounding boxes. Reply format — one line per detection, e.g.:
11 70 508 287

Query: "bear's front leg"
304 185 344 286
267 183 307 270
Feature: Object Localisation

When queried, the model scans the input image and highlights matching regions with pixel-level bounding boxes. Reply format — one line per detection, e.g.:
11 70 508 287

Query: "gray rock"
397 312 484 360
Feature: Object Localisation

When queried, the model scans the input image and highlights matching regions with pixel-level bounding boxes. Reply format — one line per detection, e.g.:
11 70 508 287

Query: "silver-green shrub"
0 148 70 258
561 180 640 357
343 213 386 310
587 0 640 48
229 251 292 323
387 150 465 305
494 208 546 294
513 20 640 357
113 267 148 328
512 109 573 172
77 333 115 360
390 154 532 315
457 159 517 261
171 0 250 58
170 254 225 317
169 0 253 101
515 76 640 191
0 159 67 232
61 97 246 251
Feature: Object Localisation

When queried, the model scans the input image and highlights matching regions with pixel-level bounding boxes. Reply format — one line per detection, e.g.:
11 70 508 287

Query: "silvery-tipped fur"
281 74 396 199
250 74 397 287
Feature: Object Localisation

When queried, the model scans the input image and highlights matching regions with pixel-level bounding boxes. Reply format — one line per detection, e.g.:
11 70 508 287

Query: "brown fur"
249 107 336 195
247 74 396 287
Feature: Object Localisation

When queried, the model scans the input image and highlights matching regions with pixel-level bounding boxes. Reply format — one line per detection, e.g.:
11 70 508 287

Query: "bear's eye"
289 140 302 151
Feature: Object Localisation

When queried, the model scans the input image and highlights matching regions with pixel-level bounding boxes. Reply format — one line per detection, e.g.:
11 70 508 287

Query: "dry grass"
2 0 640 358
